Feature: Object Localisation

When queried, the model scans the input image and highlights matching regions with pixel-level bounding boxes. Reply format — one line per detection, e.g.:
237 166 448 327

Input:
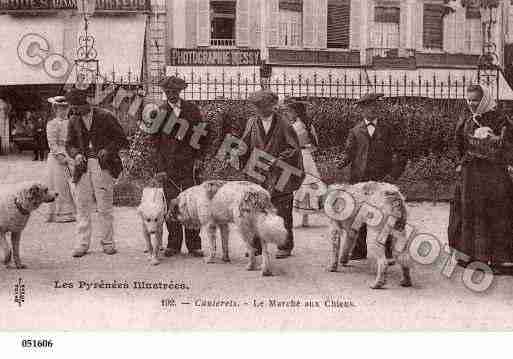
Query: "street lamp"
75 0 98 92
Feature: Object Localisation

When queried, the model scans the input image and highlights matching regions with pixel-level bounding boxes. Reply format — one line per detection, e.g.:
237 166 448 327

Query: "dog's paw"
400 279 412 287
370 281 386 289
1 250 12 265
246 263 258 271
8 263 26 270
261 268 273 277
222 255 231 263
144 248 150 253
205 256 216 264
150 257 160 266
326 264 338 272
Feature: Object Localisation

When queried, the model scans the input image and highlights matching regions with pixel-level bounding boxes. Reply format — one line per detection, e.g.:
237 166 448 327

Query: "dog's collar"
14 198 30 216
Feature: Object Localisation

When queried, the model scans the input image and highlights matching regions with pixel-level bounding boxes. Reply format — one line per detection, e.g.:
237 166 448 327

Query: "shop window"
327 0 350 49
211 1 236 47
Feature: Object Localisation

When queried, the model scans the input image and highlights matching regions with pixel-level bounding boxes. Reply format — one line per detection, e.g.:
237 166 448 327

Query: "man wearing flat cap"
65 88 129 257
338 93 403 261
154 75 207 257
240 90 304 259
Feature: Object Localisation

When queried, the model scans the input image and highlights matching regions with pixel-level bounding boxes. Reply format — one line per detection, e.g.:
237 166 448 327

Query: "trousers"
162 176 201 253
75 158 114 249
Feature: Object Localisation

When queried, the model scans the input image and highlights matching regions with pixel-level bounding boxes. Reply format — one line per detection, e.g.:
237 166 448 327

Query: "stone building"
158 0 513 100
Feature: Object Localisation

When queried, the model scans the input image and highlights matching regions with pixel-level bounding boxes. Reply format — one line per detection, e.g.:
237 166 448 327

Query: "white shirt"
365 119 377 137
168 99 182 118
260 114 274 134
82 110 93 131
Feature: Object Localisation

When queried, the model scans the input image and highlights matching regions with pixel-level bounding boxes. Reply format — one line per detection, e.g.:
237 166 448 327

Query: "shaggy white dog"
0 182 57 269
324 181 412 289
167 180 287 276
137 174 168 265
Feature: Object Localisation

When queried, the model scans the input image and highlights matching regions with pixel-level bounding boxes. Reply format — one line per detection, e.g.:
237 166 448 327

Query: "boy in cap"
155 76 206 257
240 90 304 258
65 88 129 257
338 93 403 261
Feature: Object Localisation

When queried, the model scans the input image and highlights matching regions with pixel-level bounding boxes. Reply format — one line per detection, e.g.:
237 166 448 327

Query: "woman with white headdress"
448 84 513 273
46 96 76 223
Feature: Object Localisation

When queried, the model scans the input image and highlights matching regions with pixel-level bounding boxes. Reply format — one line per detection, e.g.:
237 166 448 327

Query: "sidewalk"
1 153 513 330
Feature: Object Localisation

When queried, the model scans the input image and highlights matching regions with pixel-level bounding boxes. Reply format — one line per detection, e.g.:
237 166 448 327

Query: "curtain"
279 9 303 47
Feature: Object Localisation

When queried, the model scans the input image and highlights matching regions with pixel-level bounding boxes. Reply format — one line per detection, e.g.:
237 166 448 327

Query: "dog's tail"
255 212 287 247
239 190 287 247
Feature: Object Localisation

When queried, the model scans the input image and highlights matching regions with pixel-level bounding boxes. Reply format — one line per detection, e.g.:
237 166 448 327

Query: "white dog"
137 174 167 265
324 181 412 289
167 180 287 276
0 182 57 269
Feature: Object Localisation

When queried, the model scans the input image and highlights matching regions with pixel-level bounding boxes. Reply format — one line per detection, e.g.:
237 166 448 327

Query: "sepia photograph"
1 0 513 336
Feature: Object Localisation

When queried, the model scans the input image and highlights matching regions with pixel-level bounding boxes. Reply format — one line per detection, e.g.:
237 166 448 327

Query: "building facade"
161 0 513 100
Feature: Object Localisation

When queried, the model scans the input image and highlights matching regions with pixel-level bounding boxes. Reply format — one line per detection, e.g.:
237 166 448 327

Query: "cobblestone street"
1 154 513 330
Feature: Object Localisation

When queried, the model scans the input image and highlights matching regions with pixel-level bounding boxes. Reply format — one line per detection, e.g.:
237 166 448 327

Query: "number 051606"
21 339 54 348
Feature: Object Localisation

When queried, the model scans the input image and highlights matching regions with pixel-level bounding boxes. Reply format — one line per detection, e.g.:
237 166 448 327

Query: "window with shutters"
465 15 482 54
210 1 236 47
371 6 400 53
327 0 350 49
278 0 303 48
423 4 445 50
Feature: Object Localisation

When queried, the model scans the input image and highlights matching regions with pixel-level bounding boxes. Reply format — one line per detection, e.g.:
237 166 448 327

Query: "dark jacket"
339 120 396 183
155 100 207 184
240 112 304 197
34 119 49 150
456 109 513 166
66 108 129 179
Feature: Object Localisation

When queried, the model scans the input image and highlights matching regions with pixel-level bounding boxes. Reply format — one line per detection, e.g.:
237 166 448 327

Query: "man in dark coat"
338 93 401 261
240 90 304 258
33 113 48 161
65 88 129 257
155 76 207 257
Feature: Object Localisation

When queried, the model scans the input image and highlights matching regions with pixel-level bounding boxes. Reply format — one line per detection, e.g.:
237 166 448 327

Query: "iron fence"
161 67 498 101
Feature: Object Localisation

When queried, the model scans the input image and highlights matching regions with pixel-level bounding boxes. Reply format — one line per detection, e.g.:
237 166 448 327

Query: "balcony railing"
210 38 236 47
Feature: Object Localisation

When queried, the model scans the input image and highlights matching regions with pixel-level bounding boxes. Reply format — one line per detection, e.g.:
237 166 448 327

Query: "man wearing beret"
338 93 403 261
155 76 206 257
65 88 129 257
240 90 304 259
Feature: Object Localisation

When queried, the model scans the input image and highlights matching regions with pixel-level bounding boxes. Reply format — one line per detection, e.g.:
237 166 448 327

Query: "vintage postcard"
1 0 513 332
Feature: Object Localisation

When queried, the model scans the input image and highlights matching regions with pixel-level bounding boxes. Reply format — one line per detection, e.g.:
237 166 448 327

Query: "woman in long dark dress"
448 84 513 272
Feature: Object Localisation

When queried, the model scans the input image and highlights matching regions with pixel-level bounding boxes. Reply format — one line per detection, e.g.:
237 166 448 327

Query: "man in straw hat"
338 93 403 262
155 75 207 258
240 89 304 259
65 88 129 257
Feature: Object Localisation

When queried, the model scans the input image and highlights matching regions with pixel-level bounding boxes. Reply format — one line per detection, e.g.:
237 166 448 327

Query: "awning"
0 14 147 86
88 15 147 84
0 15 66 85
